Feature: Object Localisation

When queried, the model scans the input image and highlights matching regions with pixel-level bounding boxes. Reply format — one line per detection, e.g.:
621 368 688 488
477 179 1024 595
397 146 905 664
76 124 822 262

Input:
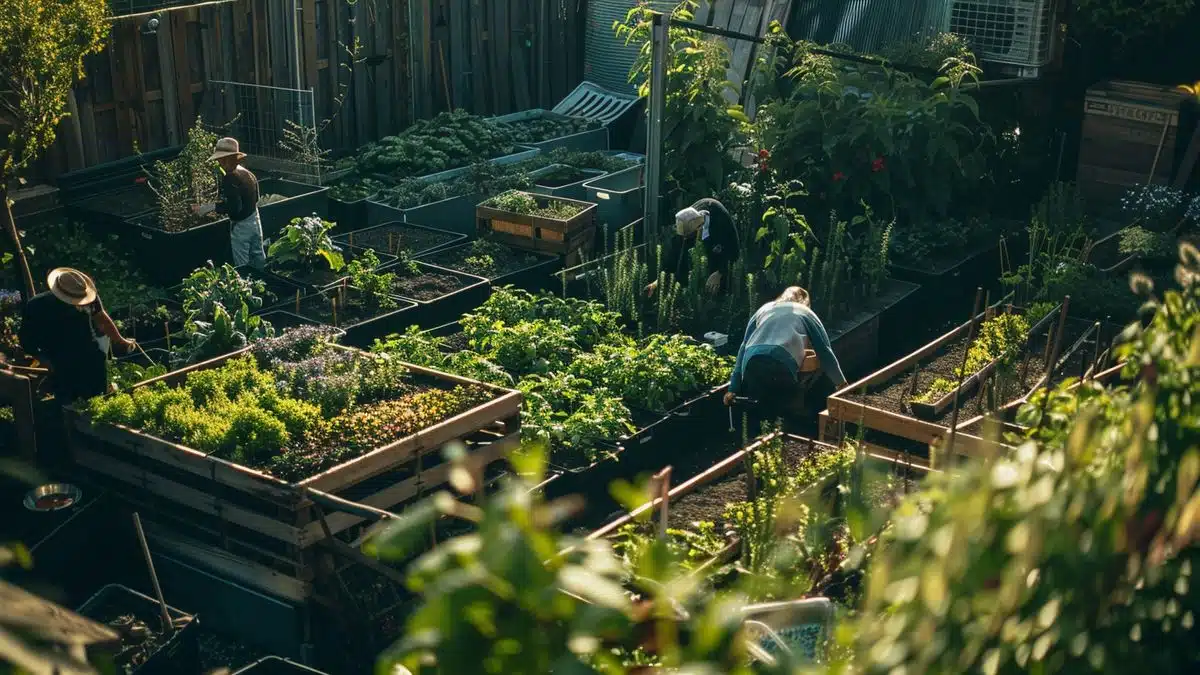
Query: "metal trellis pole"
645 11 668 249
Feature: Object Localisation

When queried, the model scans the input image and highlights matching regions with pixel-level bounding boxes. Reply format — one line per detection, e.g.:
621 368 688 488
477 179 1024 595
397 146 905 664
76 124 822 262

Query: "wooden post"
1033 296 1072 436
654 467 672 539
946 288 985 455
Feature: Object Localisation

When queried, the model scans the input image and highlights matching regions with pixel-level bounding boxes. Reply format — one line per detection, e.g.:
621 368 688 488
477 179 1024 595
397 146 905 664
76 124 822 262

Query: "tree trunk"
1 185 37 303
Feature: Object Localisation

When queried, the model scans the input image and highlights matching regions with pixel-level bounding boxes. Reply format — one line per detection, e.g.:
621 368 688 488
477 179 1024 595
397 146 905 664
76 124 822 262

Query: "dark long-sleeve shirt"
215 166 260 222
663 198 740 282
20 292 108 402
729 300 846 394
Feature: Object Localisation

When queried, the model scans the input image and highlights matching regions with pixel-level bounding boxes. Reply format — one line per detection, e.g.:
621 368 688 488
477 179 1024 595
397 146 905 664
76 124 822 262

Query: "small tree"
0 0 109 301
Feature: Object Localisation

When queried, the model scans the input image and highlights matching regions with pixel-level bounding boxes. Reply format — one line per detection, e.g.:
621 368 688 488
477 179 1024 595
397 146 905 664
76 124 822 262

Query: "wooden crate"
66 345 522 600
476 191 597 266
1077 80 1188 214
820 302 1079 459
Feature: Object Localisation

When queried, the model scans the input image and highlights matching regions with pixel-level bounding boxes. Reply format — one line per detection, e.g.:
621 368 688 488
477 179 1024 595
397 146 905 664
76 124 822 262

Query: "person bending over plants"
20 268 137 403
723 286 846 416
646 199 740 297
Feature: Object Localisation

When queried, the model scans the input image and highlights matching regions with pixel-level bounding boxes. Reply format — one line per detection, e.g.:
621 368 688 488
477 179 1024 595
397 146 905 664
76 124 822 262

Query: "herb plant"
345 249 398 309
484 190 585 219
145 117 220 232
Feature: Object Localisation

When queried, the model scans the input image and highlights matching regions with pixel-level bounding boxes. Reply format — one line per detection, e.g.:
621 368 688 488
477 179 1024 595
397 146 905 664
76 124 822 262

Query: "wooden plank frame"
0 368 38 462
476 191 598 262
66 343 522 554
821 302 1067 459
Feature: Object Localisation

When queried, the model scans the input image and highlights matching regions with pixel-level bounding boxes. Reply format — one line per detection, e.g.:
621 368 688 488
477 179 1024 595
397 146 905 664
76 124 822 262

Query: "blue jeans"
231 211 266 269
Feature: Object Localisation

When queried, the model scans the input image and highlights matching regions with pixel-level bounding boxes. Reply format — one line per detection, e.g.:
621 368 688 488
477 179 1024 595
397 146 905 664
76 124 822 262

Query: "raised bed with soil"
384 262 489 329
291 286 417 346
68 336 522 602
334 222 465 258
115 299 186 346
77 584 198 675
267 247 398 291
419 241 561 291
822 302 1098 459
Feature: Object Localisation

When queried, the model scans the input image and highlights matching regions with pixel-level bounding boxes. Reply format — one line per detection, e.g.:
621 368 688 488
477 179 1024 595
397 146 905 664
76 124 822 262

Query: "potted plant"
476 190 597 265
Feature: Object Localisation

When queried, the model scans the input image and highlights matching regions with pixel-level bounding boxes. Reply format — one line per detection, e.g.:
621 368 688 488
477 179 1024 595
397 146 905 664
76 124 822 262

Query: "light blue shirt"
729 301 846 393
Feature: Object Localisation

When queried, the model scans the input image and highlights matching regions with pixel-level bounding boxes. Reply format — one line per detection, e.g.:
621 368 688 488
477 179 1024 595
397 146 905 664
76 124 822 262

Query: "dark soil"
344 223 461 257
422 244 546 279
535 168 591 188
665 439 924 531
439 331 469 353
391 270 468 301
197 628 265 673
81 588 185 675
236 268 303 310
72 185 158 220
294 289 411 328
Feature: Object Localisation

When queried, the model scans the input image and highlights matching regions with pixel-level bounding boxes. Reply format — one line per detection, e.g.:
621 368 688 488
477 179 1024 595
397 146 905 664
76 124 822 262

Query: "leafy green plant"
355 109 517 178
107 359 168 392
519 371 634 464
484 190 584 219
616 0 747 203
146 117 221 232
568 334 732 411
179 261 268 321
1119 224 1174 259
268 215 345 271
1072 0 1194 45
176 302 274 366
328 175 388 202
345 249 398 310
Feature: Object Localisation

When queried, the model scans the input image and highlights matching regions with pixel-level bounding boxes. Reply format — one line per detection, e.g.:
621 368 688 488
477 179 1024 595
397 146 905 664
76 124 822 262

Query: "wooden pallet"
820 301 1075 459
66 345 522 599
477 191 597 265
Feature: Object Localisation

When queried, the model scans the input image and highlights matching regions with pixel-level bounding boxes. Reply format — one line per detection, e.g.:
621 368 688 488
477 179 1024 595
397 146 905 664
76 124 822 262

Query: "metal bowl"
23 483 82 512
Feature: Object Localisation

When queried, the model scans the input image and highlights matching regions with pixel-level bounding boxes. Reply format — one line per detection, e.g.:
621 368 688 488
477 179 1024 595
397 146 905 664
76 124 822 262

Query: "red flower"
832 171 846 182
871 156 886 173
758 148 770 159
134 176 148 184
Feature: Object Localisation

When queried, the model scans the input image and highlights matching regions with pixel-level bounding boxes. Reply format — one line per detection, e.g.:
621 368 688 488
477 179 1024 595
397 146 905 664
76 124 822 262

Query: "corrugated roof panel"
788 0 953 54
585 0 645 95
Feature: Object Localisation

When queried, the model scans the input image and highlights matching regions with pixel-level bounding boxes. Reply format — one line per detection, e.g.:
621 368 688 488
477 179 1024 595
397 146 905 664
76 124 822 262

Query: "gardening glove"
705 271 722 294
644 280 658 297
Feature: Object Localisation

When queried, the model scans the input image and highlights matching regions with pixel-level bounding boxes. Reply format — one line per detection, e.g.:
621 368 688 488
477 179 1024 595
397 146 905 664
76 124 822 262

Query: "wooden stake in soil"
388 233 395 255
331 296 338 327
131 513 174 635
295 290 301 314
946 288 985 456
904 364 920 413
1033 296 1072 436
654 467 672 539
348 231 354 248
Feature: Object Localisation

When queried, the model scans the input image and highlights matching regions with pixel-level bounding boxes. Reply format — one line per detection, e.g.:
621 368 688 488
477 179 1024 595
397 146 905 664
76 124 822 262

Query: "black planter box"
113 298 186 347
231 265 307 314
285 287 418 348
333 221 466 258
327 194 371 232
77 584 200 675
383 261 490 329
233 656 329 674
258 179 331 241
417 242 562 292
256 309 327 332
122 217 233 286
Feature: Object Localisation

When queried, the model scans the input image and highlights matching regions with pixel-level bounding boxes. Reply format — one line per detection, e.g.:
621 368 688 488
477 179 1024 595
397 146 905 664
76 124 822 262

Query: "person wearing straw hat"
645 198 740 297
723 286 846 413
19 268 136 403
192 137 265 269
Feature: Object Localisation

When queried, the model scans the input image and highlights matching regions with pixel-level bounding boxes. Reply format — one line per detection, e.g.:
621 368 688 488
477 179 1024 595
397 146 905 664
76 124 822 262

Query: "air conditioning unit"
949 0 1059 76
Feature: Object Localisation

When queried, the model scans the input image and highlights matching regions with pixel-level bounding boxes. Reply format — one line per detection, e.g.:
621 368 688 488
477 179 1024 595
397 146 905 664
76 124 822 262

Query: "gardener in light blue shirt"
723 286 847 410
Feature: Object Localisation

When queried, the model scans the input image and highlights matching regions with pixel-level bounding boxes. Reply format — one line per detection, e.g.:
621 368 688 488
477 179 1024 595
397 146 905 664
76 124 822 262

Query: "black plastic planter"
227 265 308 314
327 193 371 231
233 656 329 674
333 221 466 258
258 179 331 240
383 261 490 328
529 165 607 202
125 218 233 286
257 309 327 332
417 242 562 292
285 287 418 348
114 298 185 347
77 584 199 675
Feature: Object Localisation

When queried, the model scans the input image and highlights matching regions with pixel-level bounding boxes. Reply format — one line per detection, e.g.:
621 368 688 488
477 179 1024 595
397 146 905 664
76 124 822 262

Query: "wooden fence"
38 0 587 180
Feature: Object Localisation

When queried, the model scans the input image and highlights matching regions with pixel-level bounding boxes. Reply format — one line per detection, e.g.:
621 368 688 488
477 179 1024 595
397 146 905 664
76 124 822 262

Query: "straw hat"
47 268 97 306
209 137 247 161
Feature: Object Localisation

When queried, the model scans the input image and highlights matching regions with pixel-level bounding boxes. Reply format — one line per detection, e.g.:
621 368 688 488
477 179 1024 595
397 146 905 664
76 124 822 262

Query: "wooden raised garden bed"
334 221 465 258
67 343 522 602
584 432 931 599
476 191 598 266
266 246 398 291
287 286 418 347
418 241 562 291
820 300 1097 460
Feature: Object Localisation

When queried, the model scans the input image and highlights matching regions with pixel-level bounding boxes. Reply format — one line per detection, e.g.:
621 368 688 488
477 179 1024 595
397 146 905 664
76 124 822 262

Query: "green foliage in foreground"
366 244 1200 674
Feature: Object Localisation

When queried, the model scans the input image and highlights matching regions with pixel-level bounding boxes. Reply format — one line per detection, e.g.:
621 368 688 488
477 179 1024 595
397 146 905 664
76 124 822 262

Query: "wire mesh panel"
107 0 233 18
198 81 321 185
949 0 1058 67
